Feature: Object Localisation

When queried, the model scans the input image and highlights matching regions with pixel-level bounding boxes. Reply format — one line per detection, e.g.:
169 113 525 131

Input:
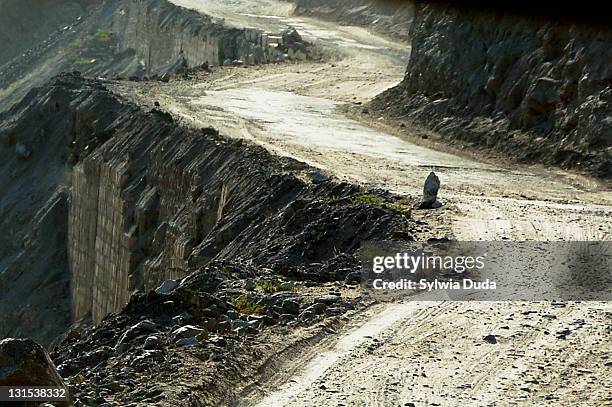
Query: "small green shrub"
257 280 290 294
231 295 263 315
353 194 411 217
94 29 113 44
353 194 386 206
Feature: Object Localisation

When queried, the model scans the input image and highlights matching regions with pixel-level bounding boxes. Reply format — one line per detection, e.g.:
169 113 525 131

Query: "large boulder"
0 338 66 387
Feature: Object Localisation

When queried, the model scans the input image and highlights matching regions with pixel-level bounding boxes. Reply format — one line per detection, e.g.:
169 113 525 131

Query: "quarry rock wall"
0 76 120 344
371 1 612 177
1 73 408 329
110 0 291 74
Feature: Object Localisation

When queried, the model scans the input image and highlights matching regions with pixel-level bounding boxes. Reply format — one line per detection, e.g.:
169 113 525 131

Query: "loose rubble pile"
49 260 368 405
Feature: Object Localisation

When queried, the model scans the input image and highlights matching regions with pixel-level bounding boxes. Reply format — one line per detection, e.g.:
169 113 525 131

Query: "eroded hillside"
0 0 94 66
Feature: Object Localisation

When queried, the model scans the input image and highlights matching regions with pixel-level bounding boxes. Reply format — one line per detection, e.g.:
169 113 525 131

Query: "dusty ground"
242 300 611 407
111 1 611 405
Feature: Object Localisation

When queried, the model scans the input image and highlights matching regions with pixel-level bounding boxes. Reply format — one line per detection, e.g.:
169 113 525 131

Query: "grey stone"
317 295 341 305
345 271 362 284
201 126 219 136
175 337 199 347
115 320 161 352
419 171 441 209
226 309 239 319
171 325 207 342
202 307 221 319
279 314 295 323
244 279 256 291
208 336 227 347
299 309 316 322
155 279 180 295
308 171 330 184
202 318 218 331
483 334 497 344
299 303 326 321
143 336 160 350
15 143 31 160
0 338 66 387
325 307 345 316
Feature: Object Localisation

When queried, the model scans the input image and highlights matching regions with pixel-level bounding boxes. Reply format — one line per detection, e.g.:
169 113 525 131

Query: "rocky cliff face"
0 75 109 345
294 0 414 41
371 1 612 177
1 73 415 342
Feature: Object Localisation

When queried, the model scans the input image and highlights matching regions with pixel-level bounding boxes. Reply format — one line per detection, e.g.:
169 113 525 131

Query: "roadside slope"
371 1 612 177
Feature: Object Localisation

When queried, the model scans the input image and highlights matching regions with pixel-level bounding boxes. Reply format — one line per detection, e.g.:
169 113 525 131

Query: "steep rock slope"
0 75 120 344
294 0 414 41
1 73 416 343
371 1 612 177
0 0 94 66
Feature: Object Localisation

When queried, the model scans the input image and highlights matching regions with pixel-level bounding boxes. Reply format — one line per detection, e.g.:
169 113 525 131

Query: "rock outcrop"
371 1 612 177
0 0 94 66
1 72 416 342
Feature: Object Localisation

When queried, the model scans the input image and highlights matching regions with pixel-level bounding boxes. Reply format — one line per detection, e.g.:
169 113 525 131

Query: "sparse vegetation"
353 194 411 217
257 280 291 294
353 194 386 206
231 295 263 315
256 280 303 294
386 202 412 218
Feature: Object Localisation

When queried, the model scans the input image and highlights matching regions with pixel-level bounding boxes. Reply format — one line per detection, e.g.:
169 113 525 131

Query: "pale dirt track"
114 1 612 405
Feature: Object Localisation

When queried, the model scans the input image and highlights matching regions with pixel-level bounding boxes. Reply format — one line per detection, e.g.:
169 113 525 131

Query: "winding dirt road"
113 1 612 405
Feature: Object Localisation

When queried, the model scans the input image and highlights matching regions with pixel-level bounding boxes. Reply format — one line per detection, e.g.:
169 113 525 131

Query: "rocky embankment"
0 0 314 111
294 0 414 41
371 1 612 178
0 72 416 351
